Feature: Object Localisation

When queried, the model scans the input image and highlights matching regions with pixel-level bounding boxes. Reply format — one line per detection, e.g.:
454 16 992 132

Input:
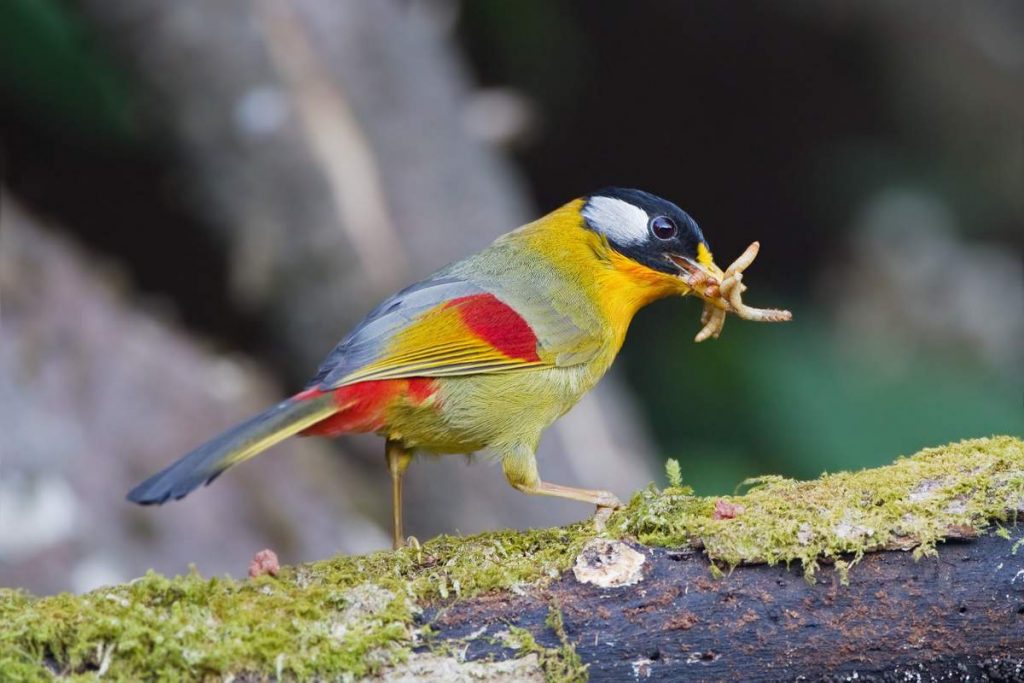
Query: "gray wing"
309 273 483 388
308 259 605 390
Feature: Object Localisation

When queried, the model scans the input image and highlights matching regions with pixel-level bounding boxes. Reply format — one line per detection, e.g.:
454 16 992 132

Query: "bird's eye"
650 215 677 240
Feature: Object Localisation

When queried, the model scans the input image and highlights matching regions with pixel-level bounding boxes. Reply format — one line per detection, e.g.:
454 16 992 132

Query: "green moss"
0 526 593 680
2 436 1020 680
1 569 414 681
504 603 587 683
542 602 588 682
618 435 1024 581
664 458 684 488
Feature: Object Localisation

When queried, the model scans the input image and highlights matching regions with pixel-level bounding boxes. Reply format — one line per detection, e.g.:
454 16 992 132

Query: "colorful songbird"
128 188 780 549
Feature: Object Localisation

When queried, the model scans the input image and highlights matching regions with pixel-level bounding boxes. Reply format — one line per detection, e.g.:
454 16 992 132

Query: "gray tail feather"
126 394 336 505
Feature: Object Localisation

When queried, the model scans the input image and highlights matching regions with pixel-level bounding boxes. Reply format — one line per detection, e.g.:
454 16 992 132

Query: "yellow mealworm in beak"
693 241 792 342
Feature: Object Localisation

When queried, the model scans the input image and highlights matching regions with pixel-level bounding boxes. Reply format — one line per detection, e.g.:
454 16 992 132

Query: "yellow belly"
380 363 605 454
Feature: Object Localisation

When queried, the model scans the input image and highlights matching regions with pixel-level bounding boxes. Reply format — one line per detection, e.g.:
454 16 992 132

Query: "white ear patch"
582 196 650 245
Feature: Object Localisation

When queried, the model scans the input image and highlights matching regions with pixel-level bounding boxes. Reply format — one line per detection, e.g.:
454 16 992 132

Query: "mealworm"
692 241 792 342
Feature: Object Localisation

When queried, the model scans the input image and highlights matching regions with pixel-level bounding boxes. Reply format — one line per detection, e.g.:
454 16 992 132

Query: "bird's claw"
394 535 421 551
592 492 625 532
593 506 615 532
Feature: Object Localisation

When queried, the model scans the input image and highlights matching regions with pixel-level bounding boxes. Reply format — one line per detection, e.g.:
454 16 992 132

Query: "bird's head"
580 187 724 298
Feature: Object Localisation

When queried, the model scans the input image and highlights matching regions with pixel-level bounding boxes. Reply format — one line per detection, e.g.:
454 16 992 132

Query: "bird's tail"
126 392 338 505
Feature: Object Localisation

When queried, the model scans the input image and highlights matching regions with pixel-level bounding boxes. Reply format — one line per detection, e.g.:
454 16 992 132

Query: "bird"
128 188 744 549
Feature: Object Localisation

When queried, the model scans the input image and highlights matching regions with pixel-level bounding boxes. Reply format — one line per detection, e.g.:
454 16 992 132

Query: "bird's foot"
592 492 625 532
393 535 421 551
594 490 624 509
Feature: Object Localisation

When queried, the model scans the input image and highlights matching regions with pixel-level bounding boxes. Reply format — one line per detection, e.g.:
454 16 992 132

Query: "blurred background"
1 0 1021 596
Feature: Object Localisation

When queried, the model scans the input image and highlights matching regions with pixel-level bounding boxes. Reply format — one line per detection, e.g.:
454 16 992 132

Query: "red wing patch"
298 378 439 437
445 294 540 362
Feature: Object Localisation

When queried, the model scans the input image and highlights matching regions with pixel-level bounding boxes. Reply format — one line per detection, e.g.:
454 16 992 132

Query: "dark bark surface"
425 533 1024 681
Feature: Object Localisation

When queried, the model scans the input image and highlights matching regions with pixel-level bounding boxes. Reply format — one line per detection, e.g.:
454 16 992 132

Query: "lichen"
379 652 544 682
2 436 1020 680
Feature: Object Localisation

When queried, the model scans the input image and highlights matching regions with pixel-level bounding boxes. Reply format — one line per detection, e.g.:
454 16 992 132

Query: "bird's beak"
667 253 725 300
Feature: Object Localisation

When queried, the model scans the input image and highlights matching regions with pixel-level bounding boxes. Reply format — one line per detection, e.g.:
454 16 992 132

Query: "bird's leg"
385 439 413 550
502 446 624 530
522 480 624 508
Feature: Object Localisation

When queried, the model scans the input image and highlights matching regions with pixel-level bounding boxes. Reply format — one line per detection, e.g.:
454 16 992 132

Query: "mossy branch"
2 437 1022 681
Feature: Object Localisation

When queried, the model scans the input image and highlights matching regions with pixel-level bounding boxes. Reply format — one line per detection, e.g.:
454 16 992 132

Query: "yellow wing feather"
335 296 545 385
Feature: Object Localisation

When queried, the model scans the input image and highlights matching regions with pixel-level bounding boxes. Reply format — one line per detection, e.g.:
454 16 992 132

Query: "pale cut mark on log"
694 241 792 342
573 539 646 588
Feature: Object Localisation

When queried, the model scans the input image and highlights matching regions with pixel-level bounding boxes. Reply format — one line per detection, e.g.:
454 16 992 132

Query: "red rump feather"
446 293 540 362
296 293 534 437
297 378 438 437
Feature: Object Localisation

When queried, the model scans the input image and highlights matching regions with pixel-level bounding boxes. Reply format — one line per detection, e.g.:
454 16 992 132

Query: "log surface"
424 534 1024 681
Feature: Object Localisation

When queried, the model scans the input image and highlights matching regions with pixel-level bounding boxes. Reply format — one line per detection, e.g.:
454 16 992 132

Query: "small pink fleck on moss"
713 499 745 520
249 549 280 578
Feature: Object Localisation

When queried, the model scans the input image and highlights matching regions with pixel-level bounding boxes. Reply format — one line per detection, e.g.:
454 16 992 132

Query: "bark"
426 533 1024 681
3 437 1021 681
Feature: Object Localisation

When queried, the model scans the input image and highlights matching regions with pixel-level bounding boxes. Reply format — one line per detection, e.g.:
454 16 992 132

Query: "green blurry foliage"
625 297 1021 495
0 0 137 143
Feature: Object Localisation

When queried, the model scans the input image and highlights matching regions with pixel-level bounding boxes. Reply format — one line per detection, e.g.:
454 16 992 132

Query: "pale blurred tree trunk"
0 194 385 595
